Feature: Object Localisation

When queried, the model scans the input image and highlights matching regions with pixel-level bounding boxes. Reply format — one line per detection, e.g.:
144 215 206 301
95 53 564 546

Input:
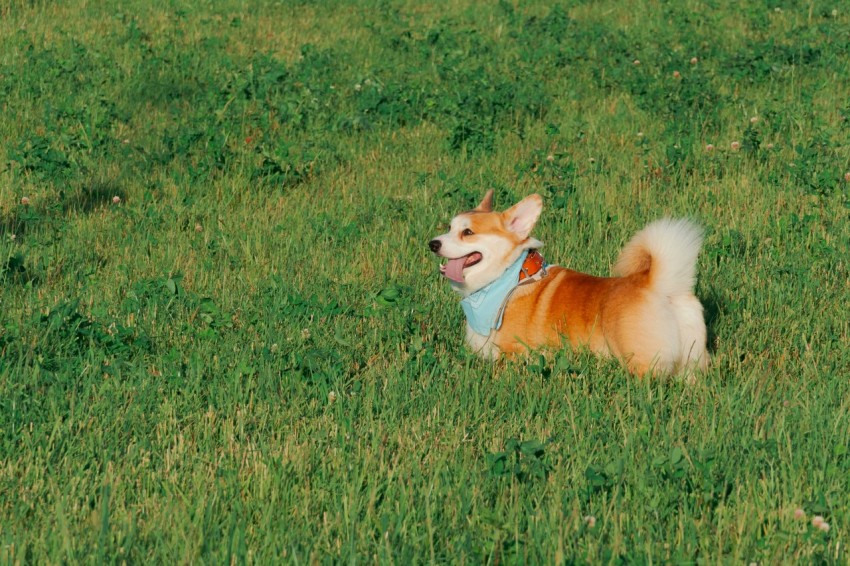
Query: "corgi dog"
429 190 708 375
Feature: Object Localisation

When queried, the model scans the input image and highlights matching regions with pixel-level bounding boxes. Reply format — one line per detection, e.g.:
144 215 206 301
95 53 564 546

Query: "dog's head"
429 190 544 295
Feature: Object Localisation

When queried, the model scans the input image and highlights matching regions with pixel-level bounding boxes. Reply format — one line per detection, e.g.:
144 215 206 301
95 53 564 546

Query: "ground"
0 1 848 562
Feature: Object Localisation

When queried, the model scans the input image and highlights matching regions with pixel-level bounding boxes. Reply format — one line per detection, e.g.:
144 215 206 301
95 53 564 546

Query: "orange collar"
519 250 546 282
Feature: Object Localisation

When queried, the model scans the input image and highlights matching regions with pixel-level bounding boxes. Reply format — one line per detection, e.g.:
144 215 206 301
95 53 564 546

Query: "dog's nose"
428 239 442 253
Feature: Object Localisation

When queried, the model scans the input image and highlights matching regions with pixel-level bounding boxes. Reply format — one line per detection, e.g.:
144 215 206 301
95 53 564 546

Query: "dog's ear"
474 189 495 212
503 194 542 239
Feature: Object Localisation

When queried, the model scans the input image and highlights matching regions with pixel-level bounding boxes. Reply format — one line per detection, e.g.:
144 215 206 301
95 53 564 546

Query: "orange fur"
494 267 676 375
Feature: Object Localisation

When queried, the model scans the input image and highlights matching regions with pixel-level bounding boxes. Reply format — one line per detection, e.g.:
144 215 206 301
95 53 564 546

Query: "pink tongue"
443 257 467 283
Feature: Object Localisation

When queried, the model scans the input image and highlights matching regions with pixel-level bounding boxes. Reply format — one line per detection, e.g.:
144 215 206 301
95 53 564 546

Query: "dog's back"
492 219 708 375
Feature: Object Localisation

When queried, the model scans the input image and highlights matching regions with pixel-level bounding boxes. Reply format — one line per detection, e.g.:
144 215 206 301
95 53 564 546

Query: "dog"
429 190 708 375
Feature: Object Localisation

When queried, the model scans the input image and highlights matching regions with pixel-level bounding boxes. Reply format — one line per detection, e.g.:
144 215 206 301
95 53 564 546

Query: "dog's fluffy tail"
613 218 703 296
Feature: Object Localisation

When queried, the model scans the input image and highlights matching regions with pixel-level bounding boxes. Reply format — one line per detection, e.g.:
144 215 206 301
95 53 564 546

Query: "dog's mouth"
440 252 483 283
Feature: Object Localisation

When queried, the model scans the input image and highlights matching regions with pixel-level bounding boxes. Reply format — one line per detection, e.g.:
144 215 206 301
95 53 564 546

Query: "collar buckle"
519 250 546 282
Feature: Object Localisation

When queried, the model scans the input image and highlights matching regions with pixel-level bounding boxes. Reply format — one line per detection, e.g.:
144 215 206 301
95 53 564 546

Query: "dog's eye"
462 228 474 237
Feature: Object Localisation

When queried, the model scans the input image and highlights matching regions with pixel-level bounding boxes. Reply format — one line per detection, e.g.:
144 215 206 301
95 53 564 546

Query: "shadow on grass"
0 214 25 239
702 289 723 355
1 253 41 287
0 178 126 234
0 178 124 287
62 179 126 214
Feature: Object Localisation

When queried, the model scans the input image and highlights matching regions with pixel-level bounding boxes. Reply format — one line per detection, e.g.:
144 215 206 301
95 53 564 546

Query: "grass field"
1 0 849 563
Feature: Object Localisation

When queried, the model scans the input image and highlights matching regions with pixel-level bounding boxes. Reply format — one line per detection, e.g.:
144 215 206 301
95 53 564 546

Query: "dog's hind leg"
671 293 708 374
609 294 680 376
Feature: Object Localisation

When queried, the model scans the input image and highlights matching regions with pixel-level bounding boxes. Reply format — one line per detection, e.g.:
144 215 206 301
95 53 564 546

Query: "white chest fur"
465 323 501 360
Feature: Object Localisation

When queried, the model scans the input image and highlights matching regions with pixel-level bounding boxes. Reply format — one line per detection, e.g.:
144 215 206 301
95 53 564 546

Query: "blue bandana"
460 251 529 335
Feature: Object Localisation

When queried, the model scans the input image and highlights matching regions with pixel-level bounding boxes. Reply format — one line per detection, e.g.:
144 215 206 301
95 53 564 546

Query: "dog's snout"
428 239 442 253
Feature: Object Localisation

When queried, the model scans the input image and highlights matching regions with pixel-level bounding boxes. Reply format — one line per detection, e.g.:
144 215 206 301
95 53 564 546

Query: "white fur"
465 324 500 359
671 294 708 372
615 218 703 297
504 195 542 238
431 217 542 297
614 218 708 373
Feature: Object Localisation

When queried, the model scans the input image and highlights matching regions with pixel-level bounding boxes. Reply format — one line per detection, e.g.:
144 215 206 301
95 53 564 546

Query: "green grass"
1 0 849 562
